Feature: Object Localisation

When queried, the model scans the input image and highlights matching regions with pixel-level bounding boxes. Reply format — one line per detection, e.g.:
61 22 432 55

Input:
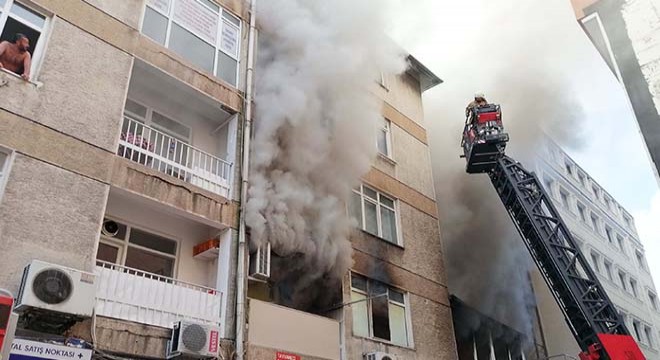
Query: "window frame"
351 184 402 246
124 97 193 144
603 260 613 281
576 202 586 222
140 0 241 87
349 273 413 348
590 213 600 233
377 119 393 159
0 146 14 201
97 215 180 278
649 291 658 311
590 251 600 273
0 0 50 81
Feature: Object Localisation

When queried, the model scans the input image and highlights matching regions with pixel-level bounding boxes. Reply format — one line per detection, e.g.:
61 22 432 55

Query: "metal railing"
95 260 222 328
118 116 232 197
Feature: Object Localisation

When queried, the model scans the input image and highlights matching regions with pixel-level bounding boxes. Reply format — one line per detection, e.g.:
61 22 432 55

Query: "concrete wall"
0 154 108 293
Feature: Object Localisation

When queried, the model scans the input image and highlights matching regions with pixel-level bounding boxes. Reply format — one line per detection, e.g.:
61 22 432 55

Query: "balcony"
95 261 223 328
118 116 232 198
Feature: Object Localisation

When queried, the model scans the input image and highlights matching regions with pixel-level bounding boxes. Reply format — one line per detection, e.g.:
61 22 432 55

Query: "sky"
387 0 660 291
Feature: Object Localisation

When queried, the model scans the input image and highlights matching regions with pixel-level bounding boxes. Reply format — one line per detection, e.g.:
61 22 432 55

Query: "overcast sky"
387 0 660 288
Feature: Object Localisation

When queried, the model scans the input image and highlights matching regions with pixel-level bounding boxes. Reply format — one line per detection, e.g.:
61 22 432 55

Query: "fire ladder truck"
461 104 646 360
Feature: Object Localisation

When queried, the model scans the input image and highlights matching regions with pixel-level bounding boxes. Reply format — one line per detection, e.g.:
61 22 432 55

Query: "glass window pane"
380 195 394 208
349 192 362 226
364 186 377 200
142 7 168 45
125 247 175 277
10 3 45 28
351 274 367 291
199 0 219 12
377 129 388 155
389 303 408 346
389 289 404 303
381 207 397 243
351 291 369 338
129 228 177 255
222 10 240 27
364 201 378 236
125 99 148 118
152 111 190 140
169 23 215 73
217 50 238 86
96 243 120 263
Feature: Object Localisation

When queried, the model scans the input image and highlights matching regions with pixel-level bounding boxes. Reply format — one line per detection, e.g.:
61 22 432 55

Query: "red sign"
0 295 14 355
276 352 301 360
208 330 219 353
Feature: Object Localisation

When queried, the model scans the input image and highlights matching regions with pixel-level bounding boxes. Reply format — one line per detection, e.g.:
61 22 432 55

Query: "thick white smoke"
246 0 405 309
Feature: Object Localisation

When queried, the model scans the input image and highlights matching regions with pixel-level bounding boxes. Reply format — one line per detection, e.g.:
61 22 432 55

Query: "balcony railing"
118 116 232 198
95 261 222 328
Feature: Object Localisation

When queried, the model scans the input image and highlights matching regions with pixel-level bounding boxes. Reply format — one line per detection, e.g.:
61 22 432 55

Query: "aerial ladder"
461 104 646 360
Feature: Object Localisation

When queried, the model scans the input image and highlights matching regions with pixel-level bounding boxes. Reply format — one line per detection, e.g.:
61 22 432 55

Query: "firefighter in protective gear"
466 93 488 113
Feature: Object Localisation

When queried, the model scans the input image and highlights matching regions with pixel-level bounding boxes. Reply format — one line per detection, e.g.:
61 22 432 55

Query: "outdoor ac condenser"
14 260 96 318
167 320 221 359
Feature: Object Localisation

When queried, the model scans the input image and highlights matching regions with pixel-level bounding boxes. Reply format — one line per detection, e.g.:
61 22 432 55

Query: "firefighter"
466 93 488 112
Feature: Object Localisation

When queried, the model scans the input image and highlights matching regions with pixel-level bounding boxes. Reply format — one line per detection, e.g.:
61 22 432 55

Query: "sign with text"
276 352 301 360
220 21 239 57
9 339 92 360
173 0 219 44
146 0 171 15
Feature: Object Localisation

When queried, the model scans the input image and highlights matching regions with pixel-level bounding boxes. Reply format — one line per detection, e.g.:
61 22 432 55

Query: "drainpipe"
235 0 257 359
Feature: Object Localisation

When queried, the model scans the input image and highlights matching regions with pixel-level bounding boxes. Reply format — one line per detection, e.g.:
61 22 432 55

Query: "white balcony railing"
118 116 232 197
95 261 222 328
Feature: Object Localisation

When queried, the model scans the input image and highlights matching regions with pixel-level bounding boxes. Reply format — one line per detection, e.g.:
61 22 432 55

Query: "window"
629 278 638 298
632 320 642 342
636 250 646 271
378 72 389 90
604 197 612 210
644 326 654 348
0 1 48 80
605 226 613 244
619 271 627 291
350 273 410 347
0 149 11 200
592 185 600 200
616 235 625 253
96 217 178 277
377 119 392 158
349 184 399 245
624 215 632 228
141 0 241 86
124 99 192 142
577 202 586 222
590 252 600 273
559 188 569 208
543 177 553 194
577 173 586 186
649 291 658 311
564 161 573 176
590 213 599 233
604 260 613 281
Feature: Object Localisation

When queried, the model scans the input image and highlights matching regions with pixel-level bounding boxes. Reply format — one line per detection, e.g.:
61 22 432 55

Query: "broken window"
350 273 410 347
141 0 241 87
350 184 400 245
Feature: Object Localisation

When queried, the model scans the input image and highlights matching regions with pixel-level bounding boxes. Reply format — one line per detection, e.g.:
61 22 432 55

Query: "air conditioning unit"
248 242 271 280
15 260 96 318
167 320 220 359
365 352 396 360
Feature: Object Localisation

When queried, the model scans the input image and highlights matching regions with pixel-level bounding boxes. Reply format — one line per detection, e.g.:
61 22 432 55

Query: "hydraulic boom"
462 105 646 360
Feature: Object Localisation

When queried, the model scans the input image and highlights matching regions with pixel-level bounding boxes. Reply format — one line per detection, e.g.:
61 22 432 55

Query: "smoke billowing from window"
246 0 405 310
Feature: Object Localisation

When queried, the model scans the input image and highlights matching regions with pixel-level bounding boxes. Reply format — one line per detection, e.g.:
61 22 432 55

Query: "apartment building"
244 58 456 360
570 0 660 183
532 137 660 360
0 0 246 358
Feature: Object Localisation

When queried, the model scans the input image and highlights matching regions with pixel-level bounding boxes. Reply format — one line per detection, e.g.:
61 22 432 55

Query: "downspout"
235 0 257 359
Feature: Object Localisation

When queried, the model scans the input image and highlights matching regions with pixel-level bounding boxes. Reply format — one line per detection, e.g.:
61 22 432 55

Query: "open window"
0 1 48 79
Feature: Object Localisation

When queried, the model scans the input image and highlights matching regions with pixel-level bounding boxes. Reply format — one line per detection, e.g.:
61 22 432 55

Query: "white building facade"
534 138 660 360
